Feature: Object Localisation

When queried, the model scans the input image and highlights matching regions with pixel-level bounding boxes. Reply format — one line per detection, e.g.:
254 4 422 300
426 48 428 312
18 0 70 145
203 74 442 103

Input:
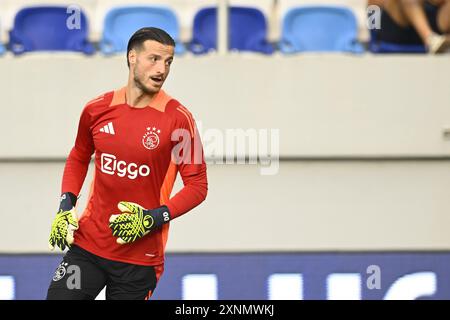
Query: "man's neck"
125 83 158 109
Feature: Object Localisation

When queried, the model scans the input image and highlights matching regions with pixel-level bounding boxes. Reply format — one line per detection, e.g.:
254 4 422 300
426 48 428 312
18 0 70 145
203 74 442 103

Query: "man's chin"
146 82 164 94
139 85 159 96
134 79 161 95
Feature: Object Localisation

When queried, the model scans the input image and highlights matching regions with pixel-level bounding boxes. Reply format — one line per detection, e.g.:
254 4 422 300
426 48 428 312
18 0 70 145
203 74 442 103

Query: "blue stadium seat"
9 6 94 55
190 7 274 54
369 29 426 53
100 6 185 55
0 20 5 55
280 6 363 54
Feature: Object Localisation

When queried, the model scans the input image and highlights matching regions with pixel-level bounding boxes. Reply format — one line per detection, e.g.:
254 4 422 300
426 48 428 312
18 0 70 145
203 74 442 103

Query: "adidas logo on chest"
99 122 115 135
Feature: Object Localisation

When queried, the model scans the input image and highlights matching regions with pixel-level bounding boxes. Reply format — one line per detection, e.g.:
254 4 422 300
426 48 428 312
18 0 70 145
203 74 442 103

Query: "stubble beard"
133 69 157 96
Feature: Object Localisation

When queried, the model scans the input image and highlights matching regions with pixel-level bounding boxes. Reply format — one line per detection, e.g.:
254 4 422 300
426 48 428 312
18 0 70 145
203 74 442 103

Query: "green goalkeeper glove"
109 201 171 244
48 192 79 251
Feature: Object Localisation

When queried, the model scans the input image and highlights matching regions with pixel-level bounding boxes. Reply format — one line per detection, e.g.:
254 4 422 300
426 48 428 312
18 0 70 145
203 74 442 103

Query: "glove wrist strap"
59 192 77 212
145 205 171 230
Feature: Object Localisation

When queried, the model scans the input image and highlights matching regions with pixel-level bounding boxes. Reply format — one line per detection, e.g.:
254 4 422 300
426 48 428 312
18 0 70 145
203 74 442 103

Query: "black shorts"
47 245 161 300
379 1 442 45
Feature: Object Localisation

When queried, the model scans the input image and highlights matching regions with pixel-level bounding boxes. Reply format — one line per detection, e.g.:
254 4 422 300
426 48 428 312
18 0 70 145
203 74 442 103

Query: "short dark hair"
126 27 175 67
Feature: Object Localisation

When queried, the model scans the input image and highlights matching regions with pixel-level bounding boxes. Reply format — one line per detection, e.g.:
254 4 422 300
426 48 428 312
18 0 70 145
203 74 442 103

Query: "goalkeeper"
46 27 208 300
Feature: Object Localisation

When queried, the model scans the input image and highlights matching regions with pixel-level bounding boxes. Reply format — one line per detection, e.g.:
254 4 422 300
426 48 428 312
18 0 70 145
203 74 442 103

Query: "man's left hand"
109 202 171 244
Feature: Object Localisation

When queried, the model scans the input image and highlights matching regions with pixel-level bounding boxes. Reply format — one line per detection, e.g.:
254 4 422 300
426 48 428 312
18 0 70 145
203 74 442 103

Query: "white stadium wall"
1 55 450 158
0 54 449 253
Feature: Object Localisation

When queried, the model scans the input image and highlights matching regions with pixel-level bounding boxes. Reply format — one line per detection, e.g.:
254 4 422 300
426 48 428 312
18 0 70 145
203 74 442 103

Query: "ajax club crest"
53 262 68 281
142 127 161 150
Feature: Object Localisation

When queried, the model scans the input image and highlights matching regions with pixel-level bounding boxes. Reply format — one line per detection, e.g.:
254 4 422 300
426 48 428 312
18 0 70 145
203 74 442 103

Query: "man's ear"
128 49 137 66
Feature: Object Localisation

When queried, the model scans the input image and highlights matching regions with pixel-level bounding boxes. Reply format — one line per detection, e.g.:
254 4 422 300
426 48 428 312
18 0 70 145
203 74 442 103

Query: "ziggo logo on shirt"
100 153 150 179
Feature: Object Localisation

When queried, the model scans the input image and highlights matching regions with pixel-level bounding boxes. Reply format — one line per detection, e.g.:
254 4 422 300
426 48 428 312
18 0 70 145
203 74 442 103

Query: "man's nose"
155 61 166 74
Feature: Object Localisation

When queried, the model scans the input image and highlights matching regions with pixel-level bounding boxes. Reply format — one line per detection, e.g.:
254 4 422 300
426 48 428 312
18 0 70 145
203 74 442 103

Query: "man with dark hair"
46 27 208 300
126 27 175 67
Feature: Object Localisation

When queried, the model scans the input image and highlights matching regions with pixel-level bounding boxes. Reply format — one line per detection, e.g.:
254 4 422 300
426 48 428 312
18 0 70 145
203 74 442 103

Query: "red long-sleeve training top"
62 87 208 266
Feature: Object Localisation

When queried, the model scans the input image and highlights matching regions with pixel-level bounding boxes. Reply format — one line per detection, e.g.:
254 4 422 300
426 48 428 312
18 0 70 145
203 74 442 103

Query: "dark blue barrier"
1 252 449 300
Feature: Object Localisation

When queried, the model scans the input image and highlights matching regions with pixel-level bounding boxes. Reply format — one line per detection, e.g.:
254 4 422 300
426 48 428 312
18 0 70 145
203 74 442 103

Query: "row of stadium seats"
0 5 427 55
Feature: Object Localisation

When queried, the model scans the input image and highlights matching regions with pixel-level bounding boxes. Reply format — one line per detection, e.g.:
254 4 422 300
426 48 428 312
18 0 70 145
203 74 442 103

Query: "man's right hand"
49 192 79 251
48 208 79 251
